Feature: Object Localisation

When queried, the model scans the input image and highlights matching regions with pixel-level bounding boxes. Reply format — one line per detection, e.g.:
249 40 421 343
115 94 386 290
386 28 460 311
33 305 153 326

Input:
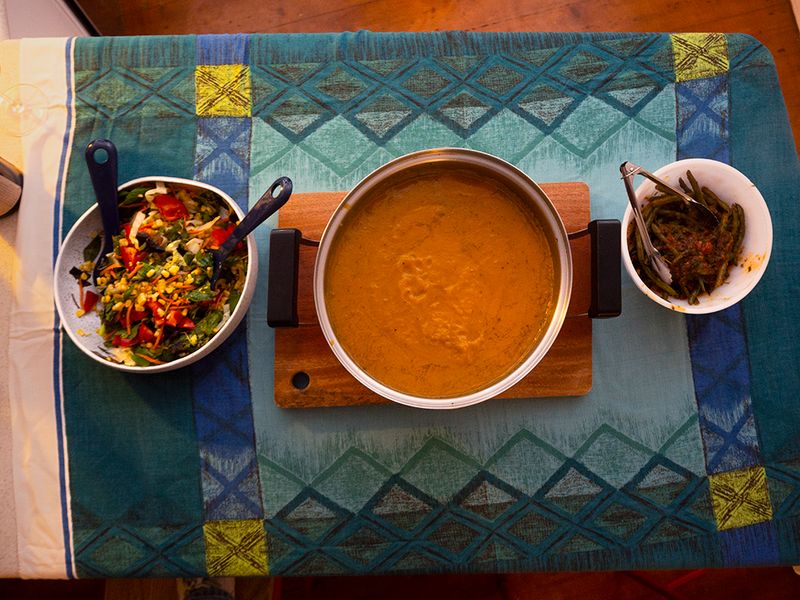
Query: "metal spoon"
620 162 674 285
85 139 121 285
621 161 719 225
210 176 293 288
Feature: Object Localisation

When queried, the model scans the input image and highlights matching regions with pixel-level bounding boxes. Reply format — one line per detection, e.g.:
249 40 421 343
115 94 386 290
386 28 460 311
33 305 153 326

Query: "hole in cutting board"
292 371 310 390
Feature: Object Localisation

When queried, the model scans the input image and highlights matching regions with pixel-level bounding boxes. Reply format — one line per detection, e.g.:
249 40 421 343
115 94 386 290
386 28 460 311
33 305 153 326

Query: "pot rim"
313 148 572 409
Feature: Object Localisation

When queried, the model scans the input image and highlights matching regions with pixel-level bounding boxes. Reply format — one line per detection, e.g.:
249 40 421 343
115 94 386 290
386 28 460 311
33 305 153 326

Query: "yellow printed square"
709 466 773 531
204 519 268 576
671 33 729 82
195 64 252 117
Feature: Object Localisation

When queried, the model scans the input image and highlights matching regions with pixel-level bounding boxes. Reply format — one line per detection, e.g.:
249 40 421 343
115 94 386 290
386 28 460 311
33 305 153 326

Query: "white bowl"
53 176 258 372
621 158 772 314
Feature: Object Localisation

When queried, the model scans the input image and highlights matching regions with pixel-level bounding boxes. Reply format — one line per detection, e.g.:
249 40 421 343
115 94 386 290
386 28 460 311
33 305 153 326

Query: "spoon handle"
218 177 293 257
621 163 657 255
620 162 673 285
85 139 120 249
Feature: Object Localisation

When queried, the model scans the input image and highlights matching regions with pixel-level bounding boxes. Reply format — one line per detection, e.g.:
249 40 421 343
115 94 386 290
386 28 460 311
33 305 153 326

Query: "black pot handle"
267 228 302 328
581 219 622 318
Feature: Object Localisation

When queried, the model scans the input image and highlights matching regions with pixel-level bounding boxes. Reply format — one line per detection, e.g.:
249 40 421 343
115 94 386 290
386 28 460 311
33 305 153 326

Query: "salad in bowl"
55 177 257 372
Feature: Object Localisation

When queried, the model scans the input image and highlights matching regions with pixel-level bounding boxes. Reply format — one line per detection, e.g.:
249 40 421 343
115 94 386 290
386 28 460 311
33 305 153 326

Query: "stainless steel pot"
268 148 621 409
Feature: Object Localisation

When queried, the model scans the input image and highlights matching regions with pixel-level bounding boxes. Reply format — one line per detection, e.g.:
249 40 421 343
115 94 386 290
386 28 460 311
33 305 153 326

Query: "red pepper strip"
154 194 189 221
137 323 156 343
81 290 99 313
147 300 166 327
166 308 184 327
209 223 236 249
112 334 138 348
121 246 146 272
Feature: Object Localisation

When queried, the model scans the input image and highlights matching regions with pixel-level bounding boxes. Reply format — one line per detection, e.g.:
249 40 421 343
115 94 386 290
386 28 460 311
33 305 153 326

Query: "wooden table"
77 0 800 151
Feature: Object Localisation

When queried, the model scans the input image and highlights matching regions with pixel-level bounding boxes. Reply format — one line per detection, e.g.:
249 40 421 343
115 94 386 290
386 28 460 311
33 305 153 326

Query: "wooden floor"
2 568 800 599
13 0 797 597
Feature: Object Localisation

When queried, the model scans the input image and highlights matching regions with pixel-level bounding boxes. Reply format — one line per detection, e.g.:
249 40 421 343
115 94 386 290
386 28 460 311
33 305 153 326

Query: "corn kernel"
75 309 85 317
154 219 164 228
124 299 132 308
136 293 147 305
103 294 111 303
112 301 124 312
166 285 175 294
168 264 180 276
185 274 194 285
97 276 108 286
161 269 170 278
189 334 198 345
146 269 156 278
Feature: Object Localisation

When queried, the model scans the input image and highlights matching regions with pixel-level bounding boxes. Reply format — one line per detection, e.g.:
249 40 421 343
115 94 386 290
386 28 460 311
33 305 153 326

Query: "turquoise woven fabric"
53 32 800 577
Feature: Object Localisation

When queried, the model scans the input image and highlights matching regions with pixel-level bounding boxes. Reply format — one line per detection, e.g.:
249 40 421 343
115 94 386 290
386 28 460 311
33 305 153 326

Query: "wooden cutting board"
273 183 591 408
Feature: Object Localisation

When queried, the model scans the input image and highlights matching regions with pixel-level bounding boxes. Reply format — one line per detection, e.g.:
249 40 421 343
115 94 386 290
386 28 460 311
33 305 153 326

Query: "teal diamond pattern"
486 430 566 495
76 66 195 119
399 65 455 100
263 420 719 573
401 438 483 503
298 116 376 176
313 66 369 102
312 448 392 512
74 524 204 577
353 92 416 139
515 83 577 129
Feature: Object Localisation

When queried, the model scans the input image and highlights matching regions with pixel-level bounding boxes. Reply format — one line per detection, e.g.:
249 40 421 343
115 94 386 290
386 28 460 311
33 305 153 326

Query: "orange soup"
323 168 557 398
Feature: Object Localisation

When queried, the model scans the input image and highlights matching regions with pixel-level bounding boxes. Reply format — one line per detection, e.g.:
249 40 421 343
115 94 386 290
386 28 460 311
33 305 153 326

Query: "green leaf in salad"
132 262 158 281
83 233 102 263
129 351 151 367
185 283 216 303
228 288 242 309
194 310 223 339
118 186 150 207
194 250 213 268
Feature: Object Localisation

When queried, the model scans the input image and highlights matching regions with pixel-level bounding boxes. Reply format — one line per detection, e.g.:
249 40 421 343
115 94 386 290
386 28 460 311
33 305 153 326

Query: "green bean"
686 170 707 206
718 210 730 231
732 203 745 255
714 260 729 289
650 222 672 246
655 183 678 197
648 195 683 208
634 228 646 266
659 209 703 227
701 186 730 213
644 211 656 231
627 171 746 303
642 263 679 297
660 209 702 231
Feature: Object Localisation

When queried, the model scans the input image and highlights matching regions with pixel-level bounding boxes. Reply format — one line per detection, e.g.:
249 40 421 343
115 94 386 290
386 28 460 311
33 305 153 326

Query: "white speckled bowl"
621 158 772 314
53 176 257 372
